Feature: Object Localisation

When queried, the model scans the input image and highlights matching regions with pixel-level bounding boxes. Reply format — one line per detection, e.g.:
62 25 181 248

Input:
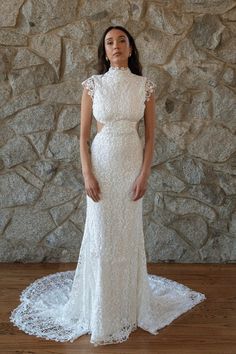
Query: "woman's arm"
80 87 101 202
140 91 156 178
132 91 156 201
80 87 93 176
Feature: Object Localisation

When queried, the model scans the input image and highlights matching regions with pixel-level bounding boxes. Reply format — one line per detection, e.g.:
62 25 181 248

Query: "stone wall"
0 0 236 263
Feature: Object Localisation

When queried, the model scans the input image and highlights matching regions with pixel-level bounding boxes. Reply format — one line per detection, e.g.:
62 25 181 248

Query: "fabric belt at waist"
97 120 138 135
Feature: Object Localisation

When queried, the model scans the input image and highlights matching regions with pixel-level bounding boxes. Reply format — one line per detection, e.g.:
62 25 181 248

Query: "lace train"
9 270 206 346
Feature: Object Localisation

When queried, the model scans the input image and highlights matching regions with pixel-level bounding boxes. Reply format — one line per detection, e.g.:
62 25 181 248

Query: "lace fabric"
81 76 95 99
10 271 206 346
145 78 156 101
9 270 205 346
9 66 206 347
81 67 156 104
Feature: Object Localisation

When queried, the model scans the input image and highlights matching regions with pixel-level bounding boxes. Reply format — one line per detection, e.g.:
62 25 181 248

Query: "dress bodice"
81 66 156 124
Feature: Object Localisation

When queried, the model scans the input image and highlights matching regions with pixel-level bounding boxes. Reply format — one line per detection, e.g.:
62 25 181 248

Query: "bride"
9 25 206 347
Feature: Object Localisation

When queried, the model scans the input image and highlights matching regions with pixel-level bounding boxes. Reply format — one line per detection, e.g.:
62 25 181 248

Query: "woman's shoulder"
142 76 157 101
81 73 104 88
81 74 106 100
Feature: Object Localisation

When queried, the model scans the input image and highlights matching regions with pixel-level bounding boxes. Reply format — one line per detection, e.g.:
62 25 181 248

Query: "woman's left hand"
131 174 148 201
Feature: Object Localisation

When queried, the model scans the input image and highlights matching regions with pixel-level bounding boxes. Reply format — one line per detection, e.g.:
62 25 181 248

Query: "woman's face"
104 29 132 68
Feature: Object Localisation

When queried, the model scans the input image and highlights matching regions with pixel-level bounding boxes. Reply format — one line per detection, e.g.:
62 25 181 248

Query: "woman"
10 26 206 347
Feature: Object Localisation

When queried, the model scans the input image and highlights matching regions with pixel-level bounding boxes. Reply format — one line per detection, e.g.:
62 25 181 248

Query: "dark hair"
96 26 142 76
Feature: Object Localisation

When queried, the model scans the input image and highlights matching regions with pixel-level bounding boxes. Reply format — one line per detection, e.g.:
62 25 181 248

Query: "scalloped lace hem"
9 271 206 347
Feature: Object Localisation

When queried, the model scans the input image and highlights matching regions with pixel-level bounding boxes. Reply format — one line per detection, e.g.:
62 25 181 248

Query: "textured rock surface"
0 1 235 263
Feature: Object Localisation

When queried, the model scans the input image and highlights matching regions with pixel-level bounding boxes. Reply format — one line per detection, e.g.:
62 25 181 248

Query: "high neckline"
107 65 131 74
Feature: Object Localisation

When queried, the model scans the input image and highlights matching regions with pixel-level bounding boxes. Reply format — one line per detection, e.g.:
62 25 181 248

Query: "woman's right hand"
83 172 101 202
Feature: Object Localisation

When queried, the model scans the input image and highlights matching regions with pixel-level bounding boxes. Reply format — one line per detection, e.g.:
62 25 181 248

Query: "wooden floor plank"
0 263 235 354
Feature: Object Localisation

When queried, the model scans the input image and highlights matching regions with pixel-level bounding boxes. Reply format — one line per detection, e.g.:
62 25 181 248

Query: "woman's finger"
133 186 146 201
91 187 101 202
132 186 139 200
132 183 137 196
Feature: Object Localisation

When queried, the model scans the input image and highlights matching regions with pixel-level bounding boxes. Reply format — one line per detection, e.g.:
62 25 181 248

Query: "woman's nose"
113 41 119 49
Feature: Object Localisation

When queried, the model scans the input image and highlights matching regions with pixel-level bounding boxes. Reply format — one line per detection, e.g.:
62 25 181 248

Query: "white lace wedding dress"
9 66 206 347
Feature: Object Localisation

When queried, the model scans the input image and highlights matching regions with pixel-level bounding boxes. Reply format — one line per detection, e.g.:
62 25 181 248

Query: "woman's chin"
110 58 127 66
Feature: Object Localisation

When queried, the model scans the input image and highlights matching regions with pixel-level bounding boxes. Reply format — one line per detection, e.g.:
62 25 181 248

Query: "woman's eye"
106 39 126 45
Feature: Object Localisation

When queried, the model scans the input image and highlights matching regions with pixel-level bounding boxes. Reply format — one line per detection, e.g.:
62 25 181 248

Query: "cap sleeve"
145 78 157 102
81 76 95 100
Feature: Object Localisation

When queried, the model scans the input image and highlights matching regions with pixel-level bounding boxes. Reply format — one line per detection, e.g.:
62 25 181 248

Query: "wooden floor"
0 263 235 354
